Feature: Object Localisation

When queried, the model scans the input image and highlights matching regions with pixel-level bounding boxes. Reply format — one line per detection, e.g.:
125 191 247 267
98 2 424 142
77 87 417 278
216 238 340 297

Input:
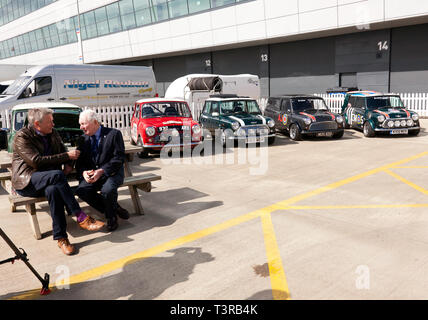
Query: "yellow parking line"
393 166 428 169
284 204 428 210
384 169 428 196
260 212 290 300
9 151 428 300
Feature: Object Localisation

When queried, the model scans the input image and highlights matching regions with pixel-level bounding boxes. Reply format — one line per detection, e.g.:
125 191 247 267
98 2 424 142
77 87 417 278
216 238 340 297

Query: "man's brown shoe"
78 216 105 231
57 238 75 256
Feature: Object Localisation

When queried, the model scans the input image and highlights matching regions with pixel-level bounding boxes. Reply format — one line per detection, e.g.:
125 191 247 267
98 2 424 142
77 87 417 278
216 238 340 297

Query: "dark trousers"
75 169 124 220
16 170 81 240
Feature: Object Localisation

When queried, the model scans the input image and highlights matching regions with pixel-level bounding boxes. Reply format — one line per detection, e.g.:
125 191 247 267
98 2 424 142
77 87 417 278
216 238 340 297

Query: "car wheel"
363 122 375 137
332 130 344 139
289 124 302 141
268 136 275 145
136 136 149 158
343 116 350 129
409 129 420 136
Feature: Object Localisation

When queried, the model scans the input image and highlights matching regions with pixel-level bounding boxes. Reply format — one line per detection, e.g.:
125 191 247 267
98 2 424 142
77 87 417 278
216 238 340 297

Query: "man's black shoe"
115 205 130 220
107 217 118 232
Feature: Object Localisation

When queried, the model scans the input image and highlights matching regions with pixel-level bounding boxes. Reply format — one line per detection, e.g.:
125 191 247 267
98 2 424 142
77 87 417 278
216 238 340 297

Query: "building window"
211 0 235 8
135 0 152 27
82 11 98 40
151 0 169 22
119 0 137 30
188 0 211 13
106 2 122 33
94 6 109 36
168 0 189 18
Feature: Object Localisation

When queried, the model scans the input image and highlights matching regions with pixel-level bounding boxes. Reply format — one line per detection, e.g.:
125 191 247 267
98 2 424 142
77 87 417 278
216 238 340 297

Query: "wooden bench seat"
8 173 161 240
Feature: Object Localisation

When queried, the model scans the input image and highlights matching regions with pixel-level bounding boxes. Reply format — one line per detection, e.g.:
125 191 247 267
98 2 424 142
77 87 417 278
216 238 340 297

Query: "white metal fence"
1 93 427 135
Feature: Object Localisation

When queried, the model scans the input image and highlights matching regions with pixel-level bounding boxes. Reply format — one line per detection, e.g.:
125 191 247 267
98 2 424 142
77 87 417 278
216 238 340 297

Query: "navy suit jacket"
76 126 125 179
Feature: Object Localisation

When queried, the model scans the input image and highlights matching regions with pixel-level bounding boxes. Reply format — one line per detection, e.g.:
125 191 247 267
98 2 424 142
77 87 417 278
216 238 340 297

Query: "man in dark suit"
12 108 105 256
75 109 129 232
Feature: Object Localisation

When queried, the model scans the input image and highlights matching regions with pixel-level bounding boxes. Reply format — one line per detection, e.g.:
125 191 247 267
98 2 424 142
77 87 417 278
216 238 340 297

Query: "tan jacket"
12 126 71 190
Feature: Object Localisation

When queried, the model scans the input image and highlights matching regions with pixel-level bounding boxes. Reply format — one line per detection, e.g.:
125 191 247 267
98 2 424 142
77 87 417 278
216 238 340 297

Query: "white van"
0 64 156 111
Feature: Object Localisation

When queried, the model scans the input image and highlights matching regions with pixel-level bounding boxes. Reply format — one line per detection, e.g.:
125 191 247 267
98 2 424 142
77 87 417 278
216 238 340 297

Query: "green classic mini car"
341 91 420 137
7 102 83 152
199 95 276 146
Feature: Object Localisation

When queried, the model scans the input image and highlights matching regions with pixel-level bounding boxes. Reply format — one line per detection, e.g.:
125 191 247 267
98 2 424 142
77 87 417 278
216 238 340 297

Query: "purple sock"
76 211 88 223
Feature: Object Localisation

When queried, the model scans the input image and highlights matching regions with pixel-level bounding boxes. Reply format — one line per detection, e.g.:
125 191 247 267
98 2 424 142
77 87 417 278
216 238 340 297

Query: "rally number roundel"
282 114 288 125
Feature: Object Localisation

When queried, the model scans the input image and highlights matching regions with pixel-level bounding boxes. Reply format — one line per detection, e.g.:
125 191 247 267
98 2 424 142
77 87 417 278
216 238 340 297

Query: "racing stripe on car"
374 110 390 119
327 112 336 120
229 116 245 126
256 115 267 124
401 109 411 117
299 112 316 121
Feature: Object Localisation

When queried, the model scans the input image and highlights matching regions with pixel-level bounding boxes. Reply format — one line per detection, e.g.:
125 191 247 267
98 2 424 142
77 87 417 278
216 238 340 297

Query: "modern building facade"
1 0 428 97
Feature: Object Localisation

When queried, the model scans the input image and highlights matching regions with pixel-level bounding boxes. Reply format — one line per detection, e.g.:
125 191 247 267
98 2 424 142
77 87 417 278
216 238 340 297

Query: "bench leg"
25 203 42 240
128 185 144 215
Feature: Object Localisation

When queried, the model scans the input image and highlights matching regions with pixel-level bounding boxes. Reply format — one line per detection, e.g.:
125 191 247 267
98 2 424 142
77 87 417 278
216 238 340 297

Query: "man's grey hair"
27 108 53 126
79 109 100 123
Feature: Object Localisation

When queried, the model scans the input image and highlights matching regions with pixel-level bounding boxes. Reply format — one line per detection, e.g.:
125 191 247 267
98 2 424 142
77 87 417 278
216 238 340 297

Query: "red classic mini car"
130 98 202 157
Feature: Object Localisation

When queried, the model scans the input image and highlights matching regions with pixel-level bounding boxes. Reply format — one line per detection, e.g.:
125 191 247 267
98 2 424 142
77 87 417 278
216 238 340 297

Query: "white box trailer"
0 64 156 111
164 73 260 104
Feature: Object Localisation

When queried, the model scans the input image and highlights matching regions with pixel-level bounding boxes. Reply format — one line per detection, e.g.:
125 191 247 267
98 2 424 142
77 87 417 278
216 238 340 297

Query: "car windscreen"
219 100 262 115
141 102 191 118
366 96 404 110
3 76 32 95
13 110 81 131
53 112 80 129
291 98 328 112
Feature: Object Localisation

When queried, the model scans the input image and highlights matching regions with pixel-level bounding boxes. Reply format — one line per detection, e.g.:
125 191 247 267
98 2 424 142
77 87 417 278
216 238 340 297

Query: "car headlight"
236 128 246 137
145 126 156 136
336 115 343 123
388 121 394 128
407 119 414 127
303 117 312 125
192 124 201 135
377 115 385 123
231 121 240 131
394 120 401 127
267 119 275 128
412 113 419 121
401 120 407 127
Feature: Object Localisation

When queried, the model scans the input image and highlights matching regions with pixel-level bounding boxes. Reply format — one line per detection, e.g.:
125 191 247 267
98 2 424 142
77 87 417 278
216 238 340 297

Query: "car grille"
241 125 270 137
155 126 191 143
309 122 338 131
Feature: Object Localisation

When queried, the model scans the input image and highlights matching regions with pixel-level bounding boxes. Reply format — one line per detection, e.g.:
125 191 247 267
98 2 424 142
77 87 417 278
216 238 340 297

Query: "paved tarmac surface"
1 120 428 300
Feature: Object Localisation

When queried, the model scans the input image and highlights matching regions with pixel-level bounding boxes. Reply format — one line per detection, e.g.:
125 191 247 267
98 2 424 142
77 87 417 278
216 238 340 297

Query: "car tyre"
289 124 302 141
136 136 149 158
363 121 375 138
268 136 275 145
409 129 420 136
332 130 344 139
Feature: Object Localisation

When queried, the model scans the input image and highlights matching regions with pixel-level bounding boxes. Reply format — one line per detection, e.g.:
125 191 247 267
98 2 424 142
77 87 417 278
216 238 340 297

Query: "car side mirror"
212 112 219 117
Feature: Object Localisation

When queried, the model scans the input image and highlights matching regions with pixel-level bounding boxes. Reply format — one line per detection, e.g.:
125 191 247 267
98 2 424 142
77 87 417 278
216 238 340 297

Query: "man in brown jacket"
12 107 105 255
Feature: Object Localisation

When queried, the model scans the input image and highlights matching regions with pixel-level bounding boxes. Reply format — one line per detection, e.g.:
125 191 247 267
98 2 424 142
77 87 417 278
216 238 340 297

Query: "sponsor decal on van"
64 79 150 90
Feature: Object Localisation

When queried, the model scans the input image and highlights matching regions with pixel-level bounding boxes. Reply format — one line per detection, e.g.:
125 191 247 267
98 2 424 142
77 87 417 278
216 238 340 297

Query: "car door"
210 102 220 134
199 101 212 133
17 76 57 103
353 97 366 129
264 98 280 126
279 98 292 131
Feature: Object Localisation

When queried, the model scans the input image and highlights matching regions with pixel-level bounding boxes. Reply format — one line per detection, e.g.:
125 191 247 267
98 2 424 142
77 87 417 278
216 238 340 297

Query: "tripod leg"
0 227 50 295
